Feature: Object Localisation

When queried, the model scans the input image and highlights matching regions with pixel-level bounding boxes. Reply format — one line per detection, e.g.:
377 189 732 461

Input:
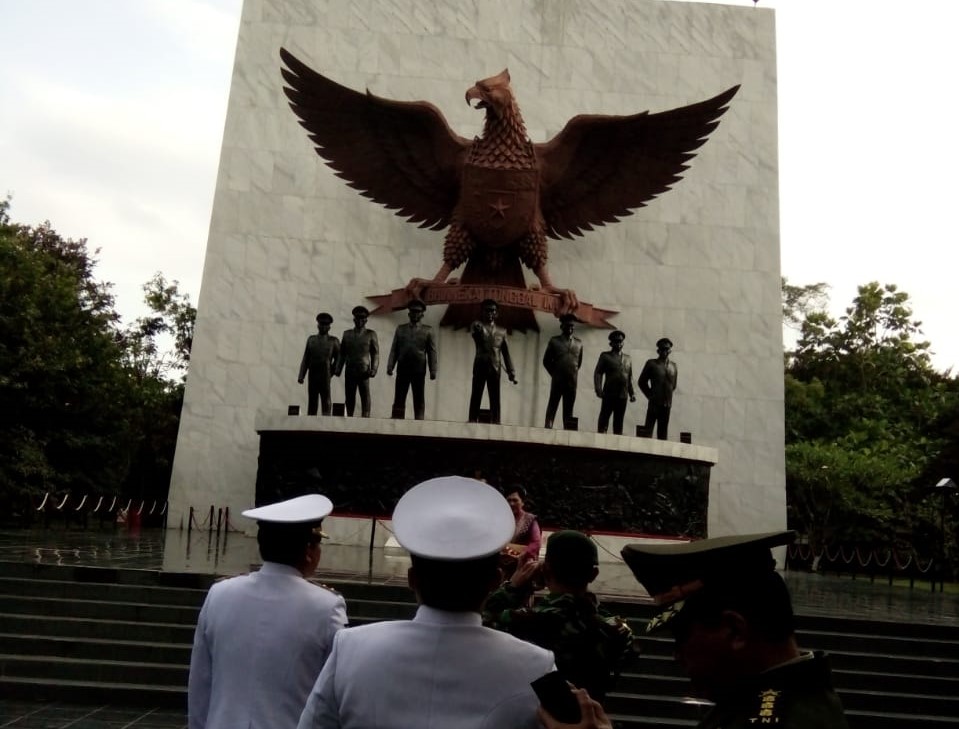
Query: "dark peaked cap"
621 531 796 608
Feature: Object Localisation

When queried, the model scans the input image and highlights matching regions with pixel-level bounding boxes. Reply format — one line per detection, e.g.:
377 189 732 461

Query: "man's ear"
719 610 749 650
588 566 599 584
407 566 418 595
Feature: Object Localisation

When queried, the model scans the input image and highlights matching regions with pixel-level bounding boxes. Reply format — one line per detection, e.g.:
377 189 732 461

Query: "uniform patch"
749 688 781 724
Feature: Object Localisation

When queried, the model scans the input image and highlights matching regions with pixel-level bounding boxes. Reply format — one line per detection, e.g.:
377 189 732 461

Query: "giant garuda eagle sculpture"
280 48 738 326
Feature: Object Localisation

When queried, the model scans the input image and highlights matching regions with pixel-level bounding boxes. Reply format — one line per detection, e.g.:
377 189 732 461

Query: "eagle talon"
543 286 579 316
405 277 433 302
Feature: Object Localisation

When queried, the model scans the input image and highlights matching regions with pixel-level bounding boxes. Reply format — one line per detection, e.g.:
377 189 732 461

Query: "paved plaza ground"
1 525 957 727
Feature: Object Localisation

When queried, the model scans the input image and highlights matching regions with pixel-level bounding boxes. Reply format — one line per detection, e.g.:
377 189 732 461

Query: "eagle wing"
280 48 471 231
535 85 740 240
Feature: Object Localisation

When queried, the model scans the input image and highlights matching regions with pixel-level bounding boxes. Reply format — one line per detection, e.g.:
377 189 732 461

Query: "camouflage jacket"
483 584 633 701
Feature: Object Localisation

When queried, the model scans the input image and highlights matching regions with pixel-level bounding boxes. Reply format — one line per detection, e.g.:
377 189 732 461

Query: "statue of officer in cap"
468 299 517 424
542 314 584 429
297 477 555 729
637 337 677 439
593 330 636 435
386 298 437 420
620 532 850 729
298 313 340 416
335 305 379 417
485 530 634 704
189 495 346 729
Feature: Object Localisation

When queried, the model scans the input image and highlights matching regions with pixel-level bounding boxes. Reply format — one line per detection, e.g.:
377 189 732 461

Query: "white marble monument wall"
168 0 783 538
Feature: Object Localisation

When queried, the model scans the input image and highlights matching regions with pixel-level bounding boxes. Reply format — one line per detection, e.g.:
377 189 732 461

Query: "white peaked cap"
242 494 333 523
392 476 515 560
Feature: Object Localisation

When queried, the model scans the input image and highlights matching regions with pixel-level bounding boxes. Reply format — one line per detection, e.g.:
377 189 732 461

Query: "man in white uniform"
298 476 556 729
189 494 348 729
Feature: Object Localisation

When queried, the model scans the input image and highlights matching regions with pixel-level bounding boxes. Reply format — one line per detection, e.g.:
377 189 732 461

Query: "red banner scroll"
367 283 617 328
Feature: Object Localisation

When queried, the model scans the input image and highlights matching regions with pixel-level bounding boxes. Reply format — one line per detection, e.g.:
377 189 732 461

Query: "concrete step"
843 709 959 729
0 675 185 709
0 593 200 624
0 633 191 665
634 634 959 677
604 693 703 721
796 612 959 642
609 710 701 727
797 628 959 661
0 576 207 607
839 687 959 716
611 708 958 729
608 685 959 720
0 654 188 687
0 561 214 590
0 613 195 644
617 667 959 699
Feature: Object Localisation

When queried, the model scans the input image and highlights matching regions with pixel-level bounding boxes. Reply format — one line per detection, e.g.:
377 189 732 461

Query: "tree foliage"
781 277 829 331
783 280 958 566
0 200 194 519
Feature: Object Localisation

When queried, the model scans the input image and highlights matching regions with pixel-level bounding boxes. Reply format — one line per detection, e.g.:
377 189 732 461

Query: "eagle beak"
465 86 486 109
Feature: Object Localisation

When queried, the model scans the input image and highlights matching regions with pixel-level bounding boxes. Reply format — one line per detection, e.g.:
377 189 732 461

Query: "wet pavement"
0 701 186 729
1 525 957 625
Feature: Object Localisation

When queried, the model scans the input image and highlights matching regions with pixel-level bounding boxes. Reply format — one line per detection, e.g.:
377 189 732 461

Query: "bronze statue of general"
468 299 516 424
298 313 340 416
386 299 437 420
335 306 379 418
594 330 636 435
638 337 678 440
542 314 583 429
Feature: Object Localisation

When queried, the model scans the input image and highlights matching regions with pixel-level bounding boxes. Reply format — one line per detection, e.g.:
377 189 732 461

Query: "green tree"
118 275 196 505
783 281 956 562
120 273 196 382
0 201 196 520
0 200 133 515
781 277 829 331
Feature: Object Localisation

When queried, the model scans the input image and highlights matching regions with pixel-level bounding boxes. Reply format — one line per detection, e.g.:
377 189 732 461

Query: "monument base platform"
254 411 717 539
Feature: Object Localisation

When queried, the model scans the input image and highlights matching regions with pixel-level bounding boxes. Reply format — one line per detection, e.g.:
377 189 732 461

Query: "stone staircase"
2 561 958 728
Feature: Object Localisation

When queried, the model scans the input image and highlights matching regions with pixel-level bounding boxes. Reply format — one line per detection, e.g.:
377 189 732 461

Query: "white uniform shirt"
189 562 348 729
297 605 555 729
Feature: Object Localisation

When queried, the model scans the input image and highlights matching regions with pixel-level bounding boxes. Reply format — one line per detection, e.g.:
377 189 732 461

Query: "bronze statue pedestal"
253 411 717 538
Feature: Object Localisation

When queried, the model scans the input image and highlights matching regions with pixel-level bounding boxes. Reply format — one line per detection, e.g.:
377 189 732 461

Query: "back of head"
410 553 501 612
675 568 795 642
545 530 598 590
243 494 333 569
257 522 316 567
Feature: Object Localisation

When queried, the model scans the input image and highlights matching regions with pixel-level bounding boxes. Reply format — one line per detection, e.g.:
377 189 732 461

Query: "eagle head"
465 69 513 119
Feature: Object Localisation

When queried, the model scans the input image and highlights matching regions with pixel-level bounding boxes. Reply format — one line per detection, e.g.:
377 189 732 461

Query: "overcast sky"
1 0 956 373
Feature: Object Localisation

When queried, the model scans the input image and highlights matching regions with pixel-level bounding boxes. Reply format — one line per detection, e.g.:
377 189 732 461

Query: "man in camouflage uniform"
621 531 849 729
484 530 633 703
